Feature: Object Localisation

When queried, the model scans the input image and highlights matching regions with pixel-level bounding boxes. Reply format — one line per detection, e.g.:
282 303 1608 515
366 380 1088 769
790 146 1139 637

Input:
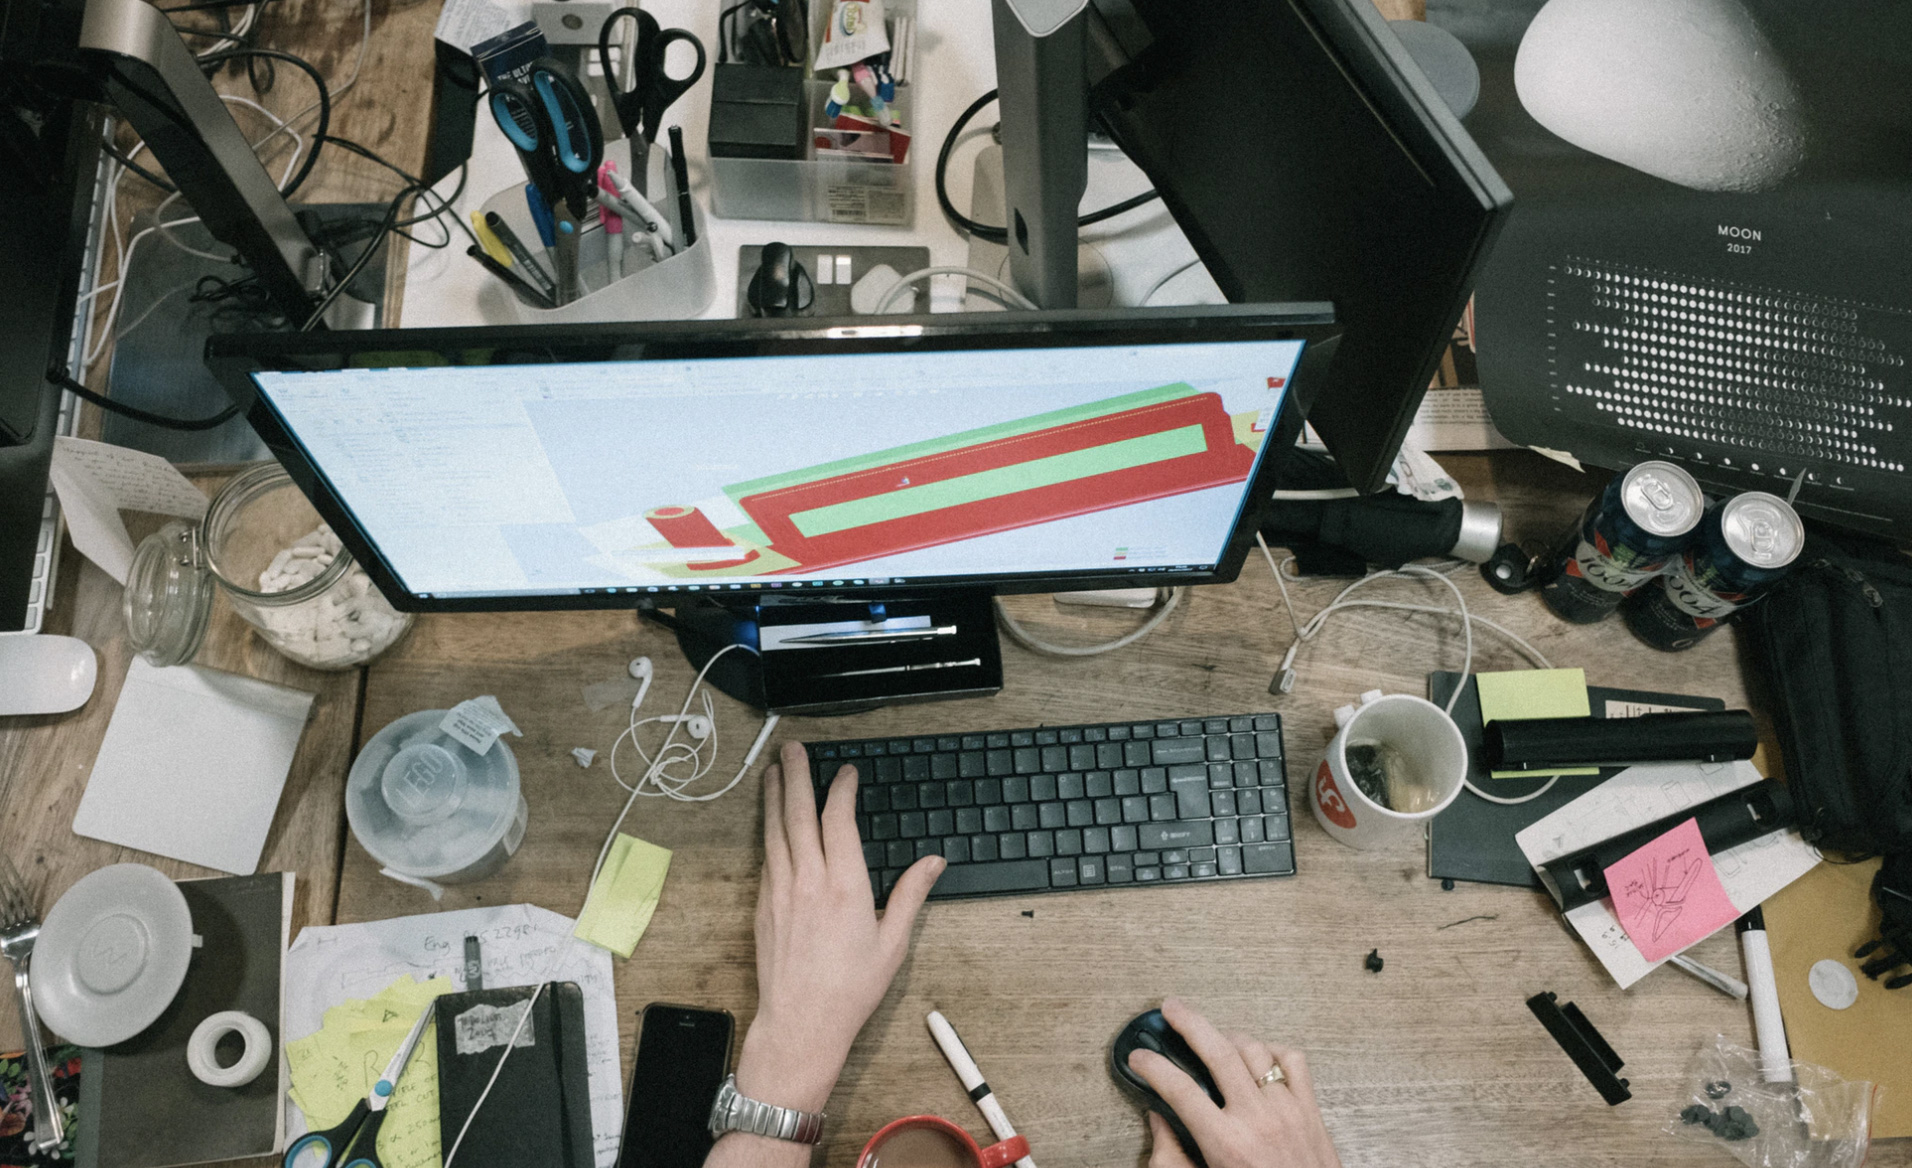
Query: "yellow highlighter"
471 212 511 264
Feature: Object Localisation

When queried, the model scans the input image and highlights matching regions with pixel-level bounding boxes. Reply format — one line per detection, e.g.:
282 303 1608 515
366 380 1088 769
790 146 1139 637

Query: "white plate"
31 863 193 1047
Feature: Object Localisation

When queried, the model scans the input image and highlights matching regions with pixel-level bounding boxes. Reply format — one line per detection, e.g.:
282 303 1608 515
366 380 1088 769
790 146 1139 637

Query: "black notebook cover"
434 983 593 1168
75 872 292 1168
1425 673 1725 887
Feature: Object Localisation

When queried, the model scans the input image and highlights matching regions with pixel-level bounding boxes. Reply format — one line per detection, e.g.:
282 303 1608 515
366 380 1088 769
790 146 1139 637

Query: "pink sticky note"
1604 817 1741 964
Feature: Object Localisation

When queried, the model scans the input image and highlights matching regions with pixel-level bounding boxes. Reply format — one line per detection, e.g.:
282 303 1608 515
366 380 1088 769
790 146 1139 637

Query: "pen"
470 211 511 264
526 182 557 248
555 213 580 305
596 163 625 281
668 125 697 249
816 658 981 679
1668 953 1748 1000
926 1011 1037 1168
466 245 556 309
599 162 673 250
1737 907 1793 1084
483 212 558 303
783 625 956 645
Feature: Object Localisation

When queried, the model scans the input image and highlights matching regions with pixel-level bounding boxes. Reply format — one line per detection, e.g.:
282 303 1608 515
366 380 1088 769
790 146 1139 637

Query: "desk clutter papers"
285 976 455 1168
71 658 315 875
1476 667 1598 780
1516 760 1820 987
283 903 622 1167
46 437 206 584
574 833 671 957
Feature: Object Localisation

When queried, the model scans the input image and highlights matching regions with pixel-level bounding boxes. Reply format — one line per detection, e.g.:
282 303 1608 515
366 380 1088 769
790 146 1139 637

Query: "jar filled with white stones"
124 463 412 670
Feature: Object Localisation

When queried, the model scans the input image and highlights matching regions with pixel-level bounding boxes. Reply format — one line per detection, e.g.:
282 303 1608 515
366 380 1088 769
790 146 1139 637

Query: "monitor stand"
649 591 1005 716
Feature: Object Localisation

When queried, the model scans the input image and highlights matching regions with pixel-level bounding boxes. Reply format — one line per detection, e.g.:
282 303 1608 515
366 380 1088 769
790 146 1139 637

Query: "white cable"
994 587 1183 657
441 981 547 1168
1137 257 1205 307
1255 533 1559 806
875 266 1040 314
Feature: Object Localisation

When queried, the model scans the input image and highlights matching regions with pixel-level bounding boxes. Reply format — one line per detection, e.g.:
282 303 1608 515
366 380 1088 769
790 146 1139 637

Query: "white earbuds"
628 657 653 712
659 713 712 739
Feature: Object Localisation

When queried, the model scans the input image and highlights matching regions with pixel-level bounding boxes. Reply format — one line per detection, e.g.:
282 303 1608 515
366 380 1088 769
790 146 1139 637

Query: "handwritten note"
284 904 623 1168
46 436 207 584
285 975 455 1168
1605 817 1740 963
574 833 671 957
1477 667 1598 779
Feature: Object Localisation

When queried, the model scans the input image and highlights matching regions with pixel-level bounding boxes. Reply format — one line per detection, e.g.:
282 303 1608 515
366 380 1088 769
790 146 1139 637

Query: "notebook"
75 871 294 1168
1425 672 1724 887
434 983 595 1168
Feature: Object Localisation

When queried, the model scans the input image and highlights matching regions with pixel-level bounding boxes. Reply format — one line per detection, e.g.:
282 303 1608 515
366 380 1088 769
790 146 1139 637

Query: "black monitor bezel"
206 304 1338 615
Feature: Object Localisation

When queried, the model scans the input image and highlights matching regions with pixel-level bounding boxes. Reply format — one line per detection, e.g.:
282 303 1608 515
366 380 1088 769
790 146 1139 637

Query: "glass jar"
124 463 413 671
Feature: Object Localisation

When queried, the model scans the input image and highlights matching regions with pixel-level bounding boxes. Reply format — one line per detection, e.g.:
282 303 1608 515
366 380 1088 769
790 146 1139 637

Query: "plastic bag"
1665 1035 1874 1168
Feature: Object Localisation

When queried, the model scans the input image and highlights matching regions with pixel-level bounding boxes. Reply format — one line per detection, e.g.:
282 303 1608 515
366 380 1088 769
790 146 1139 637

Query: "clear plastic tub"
346 709 528 884
708 0 919 225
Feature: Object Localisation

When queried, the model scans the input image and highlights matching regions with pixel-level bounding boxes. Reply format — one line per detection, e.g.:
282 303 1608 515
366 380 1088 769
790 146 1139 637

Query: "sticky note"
574 833 673 957
1477 667 1598 779
1605 817 1741 964
285 975 456 1168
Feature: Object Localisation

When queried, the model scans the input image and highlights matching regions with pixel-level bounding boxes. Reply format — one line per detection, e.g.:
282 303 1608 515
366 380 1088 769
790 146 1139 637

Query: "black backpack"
1740 533 1912 856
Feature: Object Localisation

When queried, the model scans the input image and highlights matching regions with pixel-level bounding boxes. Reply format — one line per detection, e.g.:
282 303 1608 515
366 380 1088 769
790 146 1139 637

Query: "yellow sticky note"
1477 667 1597 779
575 832 673 957
284 975 456 1168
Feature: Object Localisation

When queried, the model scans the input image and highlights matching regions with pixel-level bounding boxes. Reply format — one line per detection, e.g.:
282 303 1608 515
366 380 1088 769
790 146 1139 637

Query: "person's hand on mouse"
732 743 944 1117
1127 997 1342 1168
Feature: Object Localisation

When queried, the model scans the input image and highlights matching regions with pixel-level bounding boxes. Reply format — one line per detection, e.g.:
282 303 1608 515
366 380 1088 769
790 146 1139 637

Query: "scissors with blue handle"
282 1007 433 1168
489 58 604 219
597 7 706 181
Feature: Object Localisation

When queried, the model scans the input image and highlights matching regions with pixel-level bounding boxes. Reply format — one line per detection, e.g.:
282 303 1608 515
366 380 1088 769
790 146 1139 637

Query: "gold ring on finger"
1256 1065 1286 1087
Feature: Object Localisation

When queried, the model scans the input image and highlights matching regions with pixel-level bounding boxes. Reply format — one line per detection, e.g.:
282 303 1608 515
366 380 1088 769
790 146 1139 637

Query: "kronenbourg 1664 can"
1622 491 1805 651
1539 460 1705 623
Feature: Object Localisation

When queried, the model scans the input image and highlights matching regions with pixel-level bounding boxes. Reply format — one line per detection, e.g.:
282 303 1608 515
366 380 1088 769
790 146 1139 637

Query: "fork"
0 856 62 1153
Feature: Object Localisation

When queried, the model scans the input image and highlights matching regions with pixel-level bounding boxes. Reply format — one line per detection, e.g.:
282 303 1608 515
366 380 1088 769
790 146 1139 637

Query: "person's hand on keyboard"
1129 998 1342 1168
734 742 946 1116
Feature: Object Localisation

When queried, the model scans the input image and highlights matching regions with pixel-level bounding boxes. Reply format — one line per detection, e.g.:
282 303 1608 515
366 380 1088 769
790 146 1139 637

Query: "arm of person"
705 742 945 1168
1126 998 1343 1168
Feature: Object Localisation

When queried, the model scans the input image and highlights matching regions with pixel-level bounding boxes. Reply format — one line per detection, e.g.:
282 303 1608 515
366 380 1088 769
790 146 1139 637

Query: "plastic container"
478 138 715 325
124 463 412 671
708 0 919 225
346 709 529 885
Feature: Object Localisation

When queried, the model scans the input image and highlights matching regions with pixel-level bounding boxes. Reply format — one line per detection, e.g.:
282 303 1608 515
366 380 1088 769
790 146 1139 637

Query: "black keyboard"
807 713 1293 904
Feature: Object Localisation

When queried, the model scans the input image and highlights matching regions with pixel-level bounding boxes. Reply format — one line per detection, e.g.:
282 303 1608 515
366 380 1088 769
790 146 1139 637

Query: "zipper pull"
1819 559 1885 608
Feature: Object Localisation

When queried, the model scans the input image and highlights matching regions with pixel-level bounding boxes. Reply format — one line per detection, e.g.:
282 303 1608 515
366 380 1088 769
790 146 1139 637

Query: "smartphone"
617 1003 736 1168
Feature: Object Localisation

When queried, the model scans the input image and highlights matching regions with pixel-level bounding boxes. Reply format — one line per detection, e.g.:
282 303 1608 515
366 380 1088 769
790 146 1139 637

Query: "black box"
707 63 807 161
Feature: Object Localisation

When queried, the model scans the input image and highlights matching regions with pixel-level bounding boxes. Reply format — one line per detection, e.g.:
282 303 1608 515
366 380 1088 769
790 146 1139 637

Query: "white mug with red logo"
1310 690 1467 850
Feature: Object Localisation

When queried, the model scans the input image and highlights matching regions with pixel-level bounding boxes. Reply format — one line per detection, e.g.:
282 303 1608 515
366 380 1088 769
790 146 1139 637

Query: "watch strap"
709 1074 826 1145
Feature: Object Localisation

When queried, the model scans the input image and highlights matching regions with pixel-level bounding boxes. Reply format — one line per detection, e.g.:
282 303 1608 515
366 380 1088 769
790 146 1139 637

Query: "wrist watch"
707 1074 826 1144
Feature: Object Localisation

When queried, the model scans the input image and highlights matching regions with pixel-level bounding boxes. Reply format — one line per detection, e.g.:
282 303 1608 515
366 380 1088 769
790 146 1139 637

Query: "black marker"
668 125 697 250
483 211 558 302
467 246 555 310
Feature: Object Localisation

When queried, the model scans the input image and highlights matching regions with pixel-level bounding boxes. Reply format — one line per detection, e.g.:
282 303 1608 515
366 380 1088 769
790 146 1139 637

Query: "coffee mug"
857 1115 1029 1168
1310 689 1467 850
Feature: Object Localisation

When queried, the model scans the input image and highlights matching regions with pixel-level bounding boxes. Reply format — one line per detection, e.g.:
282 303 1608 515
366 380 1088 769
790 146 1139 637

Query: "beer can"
1623 491 1805 651
1540 460 1705 623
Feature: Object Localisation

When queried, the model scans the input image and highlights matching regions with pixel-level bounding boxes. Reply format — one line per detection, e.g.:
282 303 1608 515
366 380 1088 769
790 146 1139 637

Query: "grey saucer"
31 863 193 1047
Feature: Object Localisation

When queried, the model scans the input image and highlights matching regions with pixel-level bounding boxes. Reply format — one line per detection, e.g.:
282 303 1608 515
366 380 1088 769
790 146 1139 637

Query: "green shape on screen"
1477 667 1597 779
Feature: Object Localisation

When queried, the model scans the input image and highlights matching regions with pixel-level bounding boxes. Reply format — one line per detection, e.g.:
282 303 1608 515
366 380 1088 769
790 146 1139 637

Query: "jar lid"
124 520 215 668
345 710 522 878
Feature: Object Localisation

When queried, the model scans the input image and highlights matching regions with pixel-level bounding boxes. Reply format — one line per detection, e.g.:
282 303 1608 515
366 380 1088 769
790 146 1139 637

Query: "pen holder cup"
476 140 715 324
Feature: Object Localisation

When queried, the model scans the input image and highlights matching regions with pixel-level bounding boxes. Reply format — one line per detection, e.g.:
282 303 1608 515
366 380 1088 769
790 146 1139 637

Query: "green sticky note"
575 833 673 957
1477 667 1598 779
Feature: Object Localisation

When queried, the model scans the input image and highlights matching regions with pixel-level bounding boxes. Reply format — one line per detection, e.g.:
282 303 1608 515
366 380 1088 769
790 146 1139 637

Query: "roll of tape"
187 1010 273 1088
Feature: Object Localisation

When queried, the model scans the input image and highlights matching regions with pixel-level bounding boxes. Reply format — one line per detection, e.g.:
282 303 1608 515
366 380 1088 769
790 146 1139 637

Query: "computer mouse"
746 241 814 318
1110 1008 1225 1168
0 634 98 717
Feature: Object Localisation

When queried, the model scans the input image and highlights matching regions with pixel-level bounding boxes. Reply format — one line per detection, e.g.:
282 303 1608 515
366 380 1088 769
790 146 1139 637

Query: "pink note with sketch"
1604 817 1741 964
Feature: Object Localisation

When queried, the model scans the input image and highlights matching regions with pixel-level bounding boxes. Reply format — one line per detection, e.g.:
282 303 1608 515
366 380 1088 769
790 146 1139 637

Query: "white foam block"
73 659 316 874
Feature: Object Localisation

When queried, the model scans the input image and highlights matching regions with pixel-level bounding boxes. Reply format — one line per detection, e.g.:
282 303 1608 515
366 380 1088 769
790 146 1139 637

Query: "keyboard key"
934 860 1051 896
1218 846 1243 875
841 744 863 757
903 755 931 782
1205 718 1228 734
913 738 938 753
1136 866 1162 882
1041 746 1068 771
1169 771 1210 819
1031 775 1058 802
1211 790 1236 817
962 735 986 750
1027 831 1055 858
1096 742 1124 768
1094 798 1121 825
927 810 954 836
890 785 919 811
1148 794 1177 820
1131 723 1156 738
943 837 970 863
1013 747 1041 773
1163 849 1188 865
1191 846 1216 863
986 750 1013 776
1107 855 1135 882
1140 820 1214 849
1235 789 1259 816
1121 796 1149 823
1108 725 1130 740
955 807 983 835
1205 736 1230 762
1192 862 1219 878
1234 762 1260 788
938 737 961 752
863 841 884 868
1266 814 1292 842
1141 767 1169 794
1083 727 1106 742
1243 841 1294 874
1003 776 1030 804
876 756 903 782
1038 802 1066 829
975 778 1002 805
1058 773 1086 800
1078 857 1106 885
915 839 940 861
1180 721 1203 736
919 784 947 810
1214 818 1239 845
959 752 986 778
1209 769 1234 790
1257 732 1283 758
1133 851 1161 866
1230 716 1253 733
1083 826 1110 854
987 733 1010 749
1069 744 1096 770
1255 715 1280 731
1111 825 1138 852
1164 864 1191 880
931 754 959 780
1231 733 1256 760
866 742 886 755
1113 769 1140 796
1242 817 1264 844
899 811 926 837
1035 730 1057 745
862 787 889 814
888 840 914 868
983 806 1012 833
1086 771 1113 798
1124 740 1151 767
1000 833 1027 860
1152 738 1205 764
947 780 975 807
871 814 899 840
971 834 999 863
1259 759 1284 783
1050 859 1078 888
1059 728 1083 744
1010 731 1034 747
1055 830 1082 856
1011 804 1039 830
1261 785 1287 811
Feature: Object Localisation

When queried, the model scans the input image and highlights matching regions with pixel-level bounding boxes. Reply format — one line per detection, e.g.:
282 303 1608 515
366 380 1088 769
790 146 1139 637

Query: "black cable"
318 135 477 246
194 47 329 197
934 88 1160 243
47 366 243 431
300 182 411 330
718 2 750 63
102 144 177 192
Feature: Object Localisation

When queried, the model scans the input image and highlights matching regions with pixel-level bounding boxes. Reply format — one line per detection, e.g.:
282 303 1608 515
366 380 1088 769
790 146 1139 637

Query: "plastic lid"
346 709 522 878
124 520 215 667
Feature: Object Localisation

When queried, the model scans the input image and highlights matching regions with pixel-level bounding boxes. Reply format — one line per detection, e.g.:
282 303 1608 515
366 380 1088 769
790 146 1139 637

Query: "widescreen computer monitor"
208 307 1338 709
987 0 1513 495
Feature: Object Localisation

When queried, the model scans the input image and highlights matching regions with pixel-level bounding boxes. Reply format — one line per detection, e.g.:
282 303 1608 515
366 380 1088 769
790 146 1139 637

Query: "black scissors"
489 57 604 220
596 7 707 146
